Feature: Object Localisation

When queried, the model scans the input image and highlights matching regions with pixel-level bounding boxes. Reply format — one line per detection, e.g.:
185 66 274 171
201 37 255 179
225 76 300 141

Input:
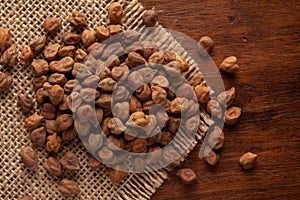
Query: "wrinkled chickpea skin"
219 56 240 73
225 107 242 125
239 152 258 170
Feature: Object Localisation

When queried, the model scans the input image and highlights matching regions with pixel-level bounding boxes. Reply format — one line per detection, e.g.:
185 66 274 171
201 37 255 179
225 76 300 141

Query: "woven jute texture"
0 0 211 199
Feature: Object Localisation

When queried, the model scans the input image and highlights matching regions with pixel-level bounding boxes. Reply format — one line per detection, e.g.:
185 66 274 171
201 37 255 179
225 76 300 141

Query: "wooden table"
140 0 300 199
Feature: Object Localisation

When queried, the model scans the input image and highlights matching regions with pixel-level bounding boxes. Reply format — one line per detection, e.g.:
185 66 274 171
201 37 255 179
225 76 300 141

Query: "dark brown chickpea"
66 92 82 112
44 43 60 61
88 155 102 170
20 146 38 171
98 147 114 163
30 127 46 147
63 32 81 45
48 73 67 86
176 168 197 184
203 146 220 166
198 36 214 53
33 75 47 90
43 156 62 176
143 9 158 27
74 49 87 62
58 45 76 58
0 28 12 52
129 96 143 113
143 41 159 59
108 2 123 25
86 133 103 154
56 114 73 132
61 128 78 141
49 85 64 106
82 29 96 48
95 26 110 42
60 151 80 170
109 25 123 36
225 107 242 125
76 104 93 123
126 52 147 68
25 113 44 131
46 133 62 153
18 94 33 114
31 59 49 76
59 179 80 196
109 168 128 185
29 35 47 54
69 11 87 28
20 46 34 64
207 126 224 150
44 17 61 33
160 131 173 145
206 99 223 119
0 44 18 67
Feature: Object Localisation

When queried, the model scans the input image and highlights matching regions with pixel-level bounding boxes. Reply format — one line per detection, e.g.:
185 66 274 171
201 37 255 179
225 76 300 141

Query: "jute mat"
0 0 211 199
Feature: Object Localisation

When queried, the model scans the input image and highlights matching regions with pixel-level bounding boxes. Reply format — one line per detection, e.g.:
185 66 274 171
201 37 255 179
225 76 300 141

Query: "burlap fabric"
0 0 211 199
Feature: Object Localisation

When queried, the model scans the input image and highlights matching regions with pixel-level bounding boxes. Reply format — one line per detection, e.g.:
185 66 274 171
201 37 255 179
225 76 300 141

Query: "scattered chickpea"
198 36 214 53
219 56 240 73
225 107 242 125
176 168 197 184
239 152 258 170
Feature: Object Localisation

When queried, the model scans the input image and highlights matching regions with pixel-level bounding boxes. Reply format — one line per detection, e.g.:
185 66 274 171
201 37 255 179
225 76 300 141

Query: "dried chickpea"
46 133 62 153
60 151 80 170
18 94 33 114
95 26 110 42
143 9 158 27
44 17 61 33
0 44 18 67
56 114 73 132
217 87 236 107
88 155 102 170
109 168 128 185
206 99 223 119
29 35 47 54
49 85 64 106
20 46 34 64
20 146 38 171
30 127 46 147
44 43 60 61
31 59 49 76
58 45 76 58
198 36 214 53
0 72 12 92
59 179 80 196
219 56 240 73
176 168 197 184
74 49 87 62
203 147 220 166
225 107 242 125
195 81 210 103
108 2 123 25
25 113 44 131
0 28 12 52
239 152 258 170
63 32 81 45
69 11 87 28
43 156 62 176
207 126 224 150
82 29 96 48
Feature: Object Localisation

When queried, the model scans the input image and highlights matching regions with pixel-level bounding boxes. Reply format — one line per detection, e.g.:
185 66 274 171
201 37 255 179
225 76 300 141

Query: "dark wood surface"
140 0 300 199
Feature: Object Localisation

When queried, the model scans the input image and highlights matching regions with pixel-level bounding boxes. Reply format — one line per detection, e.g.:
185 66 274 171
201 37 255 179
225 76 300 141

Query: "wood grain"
140 0 300 199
